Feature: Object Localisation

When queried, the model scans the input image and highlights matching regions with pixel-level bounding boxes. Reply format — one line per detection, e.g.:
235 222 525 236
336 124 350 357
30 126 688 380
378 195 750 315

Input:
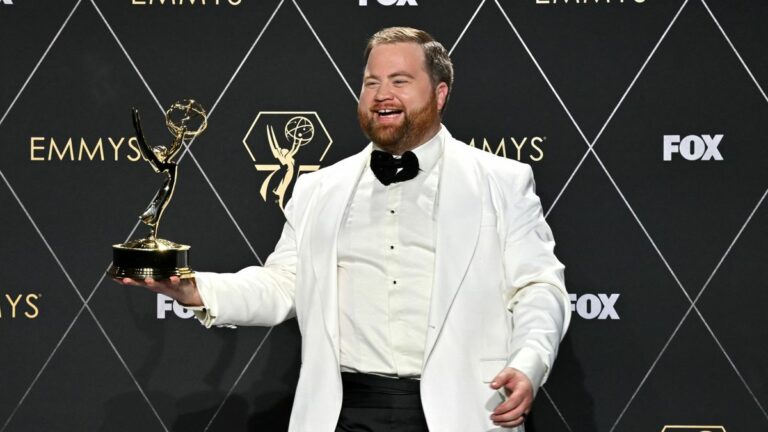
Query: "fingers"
144 277 183 294
491 411 528 428
490 367 534 428
490 392 531 428
493 387 526 414
112 277 177 294
113 277 141 286
490 368 514 390
143 277 160 292
490 387 529 420
490 368 526 398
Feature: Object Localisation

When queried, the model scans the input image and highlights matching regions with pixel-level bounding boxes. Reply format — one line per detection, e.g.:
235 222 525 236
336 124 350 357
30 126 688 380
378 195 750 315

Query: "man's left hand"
489 367 534 428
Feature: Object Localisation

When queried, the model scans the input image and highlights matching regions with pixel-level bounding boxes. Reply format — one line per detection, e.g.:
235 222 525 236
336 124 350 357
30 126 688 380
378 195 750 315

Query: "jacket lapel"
423 135 482 366
309 145 371 364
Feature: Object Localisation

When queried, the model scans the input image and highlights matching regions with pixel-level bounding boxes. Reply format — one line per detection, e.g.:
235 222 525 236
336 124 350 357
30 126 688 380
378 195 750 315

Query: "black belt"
341 372 422 409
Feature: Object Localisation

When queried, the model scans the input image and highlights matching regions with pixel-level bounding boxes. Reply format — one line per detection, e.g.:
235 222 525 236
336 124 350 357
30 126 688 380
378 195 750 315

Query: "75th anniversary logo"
242 112 332 210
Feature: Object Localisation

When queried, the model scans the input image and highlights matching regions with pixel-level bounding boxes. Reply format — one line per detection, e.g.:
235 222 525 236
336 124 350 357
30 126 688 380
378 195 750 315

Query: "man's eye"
365 81 379 88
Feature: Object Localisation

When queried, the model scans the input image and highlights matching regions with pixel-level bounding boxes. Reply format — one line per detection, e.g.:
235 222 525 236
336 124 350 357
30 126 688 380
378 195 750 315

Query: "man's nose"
374 82 394 101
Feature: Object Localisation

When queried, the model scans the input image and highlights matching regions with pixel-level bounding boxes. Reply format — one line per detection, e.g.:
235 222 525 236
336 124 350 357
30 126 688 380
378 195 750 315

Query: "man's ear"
435 82 449 112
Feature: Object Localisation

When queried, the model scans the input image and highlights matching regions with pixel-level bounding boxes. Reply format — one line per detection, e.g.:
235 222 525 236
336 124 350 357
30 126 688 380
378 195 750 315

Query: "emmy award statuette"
107 100 208 280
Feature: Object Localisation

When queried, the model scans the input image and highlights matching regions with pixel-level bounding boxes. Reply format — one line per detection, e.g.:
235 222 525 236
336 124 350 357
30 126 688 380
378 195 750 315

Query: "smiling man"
357 39 445 155
119 27 570 431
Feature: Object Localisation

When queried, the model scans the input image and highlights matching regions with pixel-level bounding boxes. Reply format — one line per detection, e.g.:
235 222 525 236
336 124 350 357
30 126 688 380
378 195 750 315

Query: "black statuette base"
108 244 193 280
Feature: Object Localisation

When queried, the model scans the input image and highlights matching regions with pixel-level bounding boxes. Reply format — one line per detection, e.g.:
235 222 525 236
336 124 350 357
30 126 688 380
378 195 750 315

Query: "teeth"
378 109 398 114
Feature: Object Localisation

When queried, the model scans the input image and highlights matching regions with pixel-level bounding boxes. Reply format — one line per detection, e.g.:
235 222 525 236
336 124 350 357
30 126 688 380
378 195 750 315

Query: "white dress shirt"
337 128 443 378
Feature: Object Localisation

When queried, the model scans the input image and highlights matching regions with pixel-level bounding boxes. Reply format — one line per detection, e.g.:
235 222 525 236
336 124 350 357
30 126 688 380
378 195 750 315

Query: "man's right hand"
114 276 203 307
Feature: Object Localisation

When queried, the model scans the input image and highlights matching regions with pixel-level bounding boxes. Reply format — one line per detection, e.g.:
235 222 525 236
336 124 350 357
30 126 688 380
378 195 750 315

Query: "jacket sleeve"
497 163 571 395
191 189 300 328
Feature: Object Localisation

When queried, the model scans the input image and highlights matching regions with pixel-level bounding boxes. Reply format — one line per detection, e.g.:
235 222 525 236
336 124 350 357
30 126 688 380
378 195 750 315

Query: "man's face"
358 42 448 154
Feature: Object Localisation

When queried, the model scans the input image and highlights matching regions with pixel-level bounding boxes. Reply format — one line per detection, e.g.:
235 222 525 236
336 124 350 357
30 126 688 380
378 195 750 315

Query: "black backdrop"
1 1 767 431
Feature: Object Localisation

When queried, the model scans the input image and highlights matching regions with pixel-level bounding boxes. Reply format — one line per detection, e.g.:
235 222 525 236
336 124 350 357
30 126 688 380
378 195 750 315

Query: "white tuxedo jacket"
195 128 571 431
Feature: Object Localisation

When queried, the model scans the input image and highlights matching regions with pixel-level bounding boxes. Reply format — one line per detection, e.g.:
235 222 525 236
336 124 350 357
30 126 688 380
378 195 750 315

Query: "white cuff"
507 347 548 398
190 272 218 328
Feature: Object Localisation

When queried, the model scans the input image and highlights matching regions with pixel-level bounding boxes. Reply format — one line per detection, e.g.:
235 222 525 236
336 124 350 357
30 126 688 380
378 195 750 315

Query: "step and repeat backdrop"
1 0 766 431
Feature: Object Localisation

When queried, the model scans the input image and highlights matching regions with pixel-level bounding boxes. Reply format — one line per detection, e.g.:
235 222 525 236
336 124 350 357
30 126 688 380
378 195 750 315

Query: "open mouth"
374 109 403 122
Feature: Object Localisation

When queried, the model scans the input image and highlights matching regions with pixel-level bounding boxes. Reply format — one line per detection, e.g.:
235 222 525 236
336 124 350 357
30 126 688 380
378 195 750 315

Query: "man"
120 27 570 431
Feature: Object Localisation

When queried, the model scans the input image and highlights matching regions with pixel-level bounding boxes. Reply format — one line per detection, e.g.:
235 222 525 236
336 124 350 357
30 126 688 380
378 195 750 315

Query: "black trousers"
335 372 429 432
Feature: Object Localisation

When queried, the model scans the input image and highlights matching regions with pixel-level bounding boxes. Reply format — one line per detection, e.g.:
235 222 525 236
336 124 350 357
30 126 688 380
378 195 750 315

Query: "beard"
357 93 440 153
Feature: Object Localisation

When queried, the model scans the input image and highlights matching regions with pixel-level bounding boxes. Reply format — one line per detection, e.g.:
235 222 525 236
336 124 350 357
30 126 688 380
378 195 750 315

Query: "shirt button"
389 209 395 214
390 245 395 250
393 280 397 285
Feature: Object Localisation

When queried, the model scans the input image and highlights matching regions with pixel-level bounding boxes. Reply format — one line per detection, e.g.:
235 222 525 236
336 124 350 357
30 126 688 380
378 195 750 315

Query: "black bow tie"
370 150 420 186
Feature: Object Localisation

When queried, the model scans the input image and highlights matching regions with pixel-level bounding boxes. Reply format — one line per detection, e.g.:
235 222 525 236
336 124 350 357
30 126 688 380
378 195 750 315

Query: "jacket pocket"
480 358 508 383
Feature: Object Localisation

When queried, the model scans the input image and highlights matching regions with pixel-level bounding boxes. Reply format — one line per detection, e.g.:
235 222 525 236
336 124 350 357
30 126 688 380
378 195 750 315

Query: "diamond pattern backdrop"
0 1 766 431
